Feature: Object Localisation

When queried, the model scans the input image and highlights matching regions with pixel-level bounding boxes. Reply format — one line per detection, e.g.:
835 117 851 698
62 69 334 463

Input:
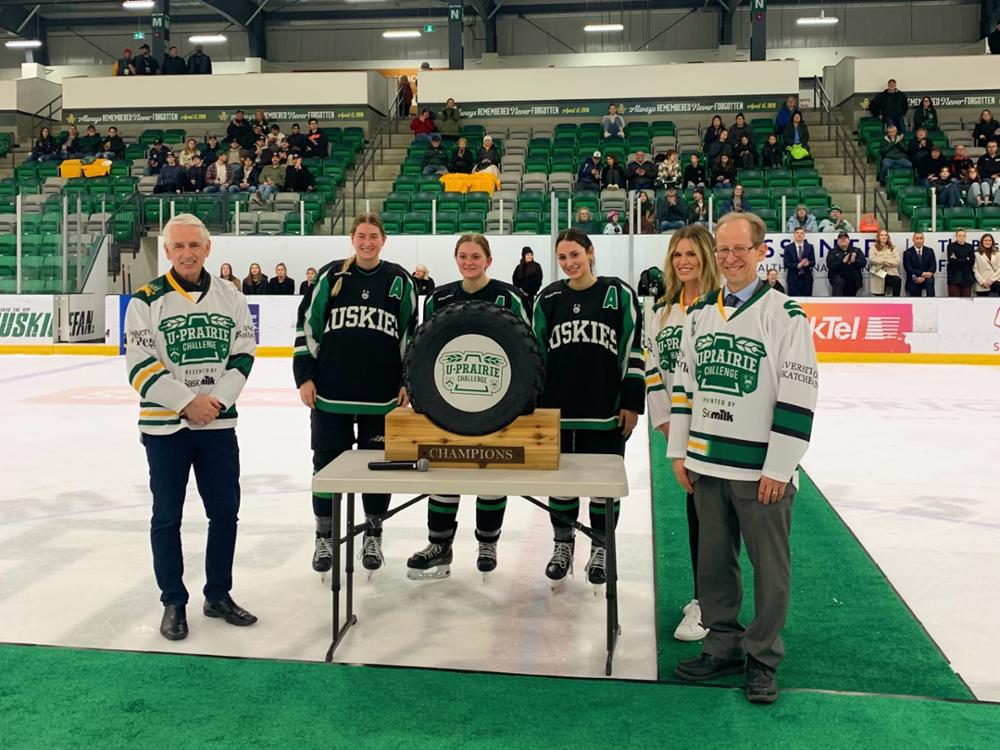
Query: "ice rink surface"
1 357 997 698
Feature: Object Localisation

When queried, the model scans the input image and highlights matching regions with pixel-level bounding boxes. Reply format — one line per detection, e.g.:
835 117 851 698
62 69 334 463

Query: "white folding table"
312 449 630 675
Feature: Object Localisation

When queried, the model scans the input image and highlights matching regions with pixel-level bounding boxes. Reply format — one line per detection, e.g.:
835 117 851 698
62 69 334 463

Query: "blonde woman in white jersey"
645 224 719 641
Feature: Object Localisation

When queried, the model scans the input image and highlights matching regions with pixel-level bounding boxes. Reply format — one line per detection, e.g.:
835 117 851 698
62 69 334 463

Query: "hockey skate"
359 530 384 580
585 543 607 591
545 538 575 588
406 542 453 580
313 534 333 582
477 541 497 580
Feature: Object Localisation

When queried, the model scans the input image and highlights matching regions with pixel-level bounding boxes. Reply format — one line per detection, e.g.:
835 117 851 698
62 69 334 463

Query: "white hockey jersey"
666 282 818 484
125 270 256 436
645 289 692 429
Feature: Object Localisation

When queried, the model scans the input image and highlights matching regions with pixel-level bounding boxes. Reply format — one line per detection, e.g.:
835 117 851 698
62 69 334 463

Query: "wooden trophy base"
384 408 560 470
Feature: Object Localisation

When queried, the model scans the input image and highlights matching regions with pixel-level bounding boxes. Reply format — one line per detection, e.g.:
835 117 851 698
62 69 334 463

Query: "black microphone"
367 459 431 472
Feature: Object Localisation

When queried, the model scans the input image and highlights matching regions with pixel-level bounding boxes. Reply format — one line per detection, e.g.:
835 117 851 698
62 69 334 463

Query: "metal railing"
348 89 406 217
872 185 891 230
813 76 870 212
30 95 62 139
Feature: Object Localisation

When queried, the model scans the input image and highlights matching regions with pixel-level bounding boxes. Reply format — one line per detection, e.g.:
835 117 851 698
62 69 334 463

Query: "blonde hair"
658 225 718 326
334 213 387 297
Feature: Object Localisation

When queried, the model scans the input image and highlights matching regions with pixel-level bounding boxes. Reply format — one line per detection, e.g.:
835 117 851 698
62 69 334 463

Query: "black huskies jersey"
424 278 531 325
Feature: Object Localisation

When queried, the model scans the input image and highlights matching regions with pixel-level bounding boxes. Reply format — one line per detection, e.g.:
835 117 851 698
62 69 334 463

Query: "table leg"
325 491 342 662
345 492 356 626
604 496 621 676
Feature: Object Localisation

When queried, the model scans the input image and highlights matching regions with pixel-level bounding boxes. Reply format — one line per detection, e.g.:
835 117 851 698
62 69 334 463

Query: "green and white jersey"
125 270 256 435
666 282 818 484
645 289 690 430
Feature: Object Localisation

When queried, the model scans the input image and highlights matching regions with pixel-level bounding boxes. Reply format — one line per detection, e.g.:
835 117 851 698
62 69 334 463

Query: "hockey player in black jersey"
294 213 417 576
407 234 532 580
533 228 645 585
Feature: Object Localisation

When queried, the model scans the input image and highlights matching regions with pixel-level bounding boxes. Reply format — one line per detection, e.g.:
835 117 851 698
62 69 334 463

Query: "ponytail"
332 255 356 298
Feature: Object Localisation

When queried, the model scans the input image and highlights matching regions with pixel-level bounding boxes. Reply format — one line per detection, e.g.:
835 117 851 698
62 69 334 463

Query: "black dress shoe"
674 652 745 681
203 594 258 626
160 604 188 641
746 656 780 703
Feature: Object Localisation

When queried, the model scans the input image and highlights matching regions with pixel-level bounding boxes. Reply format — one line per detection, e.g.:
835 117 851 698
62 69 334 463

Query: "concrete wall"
825 55 1000 106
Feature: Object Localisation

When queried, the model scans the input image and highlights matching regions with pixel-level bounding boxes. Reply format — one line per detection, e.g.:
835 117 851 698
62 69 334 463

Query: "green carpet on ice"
1 645 996 750
649 427 971 698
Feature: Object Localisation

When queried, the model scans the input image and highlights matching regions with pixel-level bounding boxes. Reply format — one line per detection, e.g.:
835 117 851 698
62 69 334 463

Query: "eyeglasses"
714 244 758 258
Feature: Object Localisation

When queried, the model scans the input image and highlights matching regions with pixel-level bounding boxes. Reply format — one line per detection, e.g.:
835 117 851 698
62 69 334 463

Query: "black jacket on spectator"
869 89 908 119
827 243 867 296
284 164 315 192
734 143 758 169
762 141 784 168
476 146 500 170
511 262 543 301
267 277 296 295
913 106 938 132
102 135 126 159
299 280 315 295
973 121 1000 147
601 163 626 190
31 136 58 158
946 241 976 287
422 145 449 172
702 125 723 150
448 149 475 174
978 153 1000 180
414 277 436 297
305 129 330 159
227 119 255 151
242 276 268 295
907 137 933 166
154 164 187 193
62 133 82 155
682 164 706 186
147 146 170 174
781 122 810 150
78 134 102 155
115 57 136 76
626 159 655 190
200 145 219 164
287 133 309 154
705 140 733 164
186 164 207 192
577 157 603 188
918 153 947 181
728 124 751 147
990 28 1000 54
188 51 212 75
687 200 708 224
657 196 687 225
134 54 159 76
951 156 973 181
903 246 936 295
713 162 736 185
879 136 909 162
162 55 187 75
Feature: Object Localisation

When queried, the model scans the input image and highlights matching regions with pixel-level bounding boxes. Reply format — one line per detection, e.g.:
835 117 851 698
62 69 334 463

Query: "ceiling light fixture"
122 0 156 10
188 34 228 44
796 11 839 26
584 23 625 32
5 39 43 49
382 30 422 39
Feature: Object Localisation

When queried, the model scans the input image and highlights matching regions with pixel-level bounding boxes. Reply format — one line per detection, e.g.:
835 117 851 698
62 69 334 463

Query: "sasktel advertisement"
802 303 913 354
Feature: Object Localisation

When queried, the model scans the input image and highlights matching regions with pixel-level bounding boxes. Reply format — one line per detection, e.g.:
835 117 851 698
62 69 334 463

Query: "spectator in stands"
965 165 992 206
99 126 125 160
205 152 239 193
973 110 1000 147
869 79 908 133
188 44 213 75
627 150 655 190
134 44 159 76
868 229 902 296
655 149 681 189
946 228 976 297
287 123 309 155
687 189 708 225
734 133 758 169
781 112 810 159
270 123 285 143
78 124 101 156
762 133 783 168
603 210 623 234
438 98 461 141
242 263 268 295
115 48 136 76
766 268 785 293
657 188 688 232
601 153 627 190
200 135 220 164
918 145 948 188
178 139 200 168
578 151 604 191
251 110 268 131
782 228 815 296
473 135 501 177
285 155 315 193
878 125 912 184
220 263 240 290
162 46 187 75
154 152 187 194
299 267 318 296
227 111 254 150
713 154 736 187
397 76 414 117
602 104 626 141
237 156 260 192
729 113 751 147
267 264 295 295
974 234 1000 296
904 232 936 296
252 152 286 204
421 133 449 175
774 95 799 136
934 165 962 208
951 144 973 183
61 125 83 158
977 141 1000 188
27 126 58 162
827 231 867 296
410 108 437 144
144 139 170 176
448 137 474 174
990 22 1000 54
224 140 244 168
411 265 435 296
818 205 855 232
628 191 656 234
913 96 938 132
257 136 277 165
185 154 207 192
908 127 933 167
786 203 818 232
305 119 329 159
721 184 750 214
683 153 706 189
706 129 734 166
573 206 600 234
703 115 724 150
512 247 543 304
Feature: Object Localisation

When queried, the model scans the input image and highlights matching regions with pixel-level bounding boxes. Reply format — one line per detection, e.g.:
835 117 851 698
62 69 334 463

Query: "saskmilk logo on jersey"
655 326 683 374
694 332 766 397
159 313 235 365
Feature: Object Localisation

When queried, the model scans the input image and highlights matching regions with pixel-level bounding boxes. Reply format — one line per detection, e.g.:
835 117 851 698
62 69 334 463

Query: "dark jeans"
907 279 935 296
143 428 241 606
311 410 389 520
882 114 906 133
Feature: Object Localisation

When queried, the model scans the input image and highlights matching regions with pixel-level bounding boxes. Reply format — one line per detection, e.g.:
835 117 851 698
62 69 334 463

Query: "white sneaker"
673 599 709 642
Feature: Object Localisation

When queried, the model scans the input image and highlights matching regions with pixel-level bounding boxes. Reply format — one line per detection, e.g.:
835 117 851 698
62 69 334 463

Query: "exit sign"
423 24 435 32
133 31 145 40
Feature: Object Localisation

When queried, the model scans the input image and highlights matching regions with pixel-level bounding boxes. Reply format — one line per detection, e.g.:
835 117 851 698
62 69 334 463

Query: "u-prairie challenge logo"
694 332 766 396
439 350 508 396
159 313 235 365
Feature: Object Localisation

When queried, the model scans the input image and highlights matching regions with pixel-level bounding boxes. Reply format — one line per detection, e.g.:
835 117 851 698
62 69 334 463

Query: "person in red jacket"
410 108 437 144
